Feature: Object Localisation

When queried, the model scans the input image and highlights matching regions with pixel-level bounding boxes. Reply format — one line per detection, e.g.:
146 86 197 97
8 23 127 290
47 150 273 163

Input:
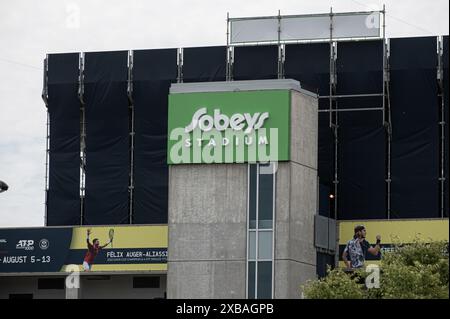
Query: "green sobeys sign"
167 90 290 164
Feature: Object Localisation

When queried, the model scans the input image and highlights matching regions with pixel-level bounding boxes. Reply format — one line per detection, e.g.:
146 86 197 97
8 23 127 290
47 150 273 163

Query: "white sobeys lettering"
184 108 269 134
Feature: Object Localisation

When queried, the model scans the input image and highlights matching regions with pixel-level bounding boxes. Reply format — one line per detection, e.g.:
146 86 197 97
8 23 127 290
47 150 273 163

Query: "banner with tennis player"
0 225 168 273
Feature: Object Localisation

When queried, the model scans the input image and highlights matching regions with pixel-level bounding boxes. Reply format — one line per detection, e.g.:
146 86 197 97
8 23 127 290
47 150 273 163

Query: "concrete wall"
274 163 317 298
167 164 248 298
167 88 318 299
274 90 318 298
0 275 166 299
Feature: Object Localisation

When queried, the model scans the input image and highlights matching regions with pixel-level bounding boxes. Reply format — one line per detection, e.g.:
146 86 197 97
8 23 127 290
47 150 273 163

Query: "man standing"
83 229 111 271
342 225 381 269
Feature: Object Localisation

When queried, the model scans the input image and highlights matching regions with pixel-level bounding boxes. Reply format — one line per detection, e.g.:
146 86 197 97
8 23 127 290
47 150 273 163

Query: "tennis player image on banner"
63 225 168 272
338 219 449 268
0 225 168 274
82 228 113 271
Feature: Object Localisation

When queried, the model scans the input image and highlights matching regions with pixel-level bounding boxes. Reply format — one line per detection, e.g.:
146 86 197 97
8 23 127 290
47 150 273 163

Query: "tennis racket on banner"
109 228 115 248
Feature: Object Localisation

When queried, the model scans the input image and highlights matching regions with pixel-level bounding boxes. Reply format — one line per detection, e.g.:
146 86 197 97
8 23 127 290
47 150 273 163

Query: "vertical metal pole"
128 50 135 224
45 111 50 226
78 52 86 225
177 48 183 83
382 5 386 125
382 6 393 219
328 7 339 219
277 10 283 79
42 55 49 226
329 7 334 128
226 13 233 82
333 101 339 220
386 47 392 219
226 12 230 80
437 36 446 218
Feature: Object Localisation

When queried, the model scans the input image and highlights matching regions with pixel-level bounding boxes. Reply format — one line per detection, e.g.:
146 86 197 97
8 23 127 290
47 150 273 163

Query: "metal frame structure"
41 55 49 226
177 48 183 83
78 52 86 225
383 35 393 219
42 8 447 227
127 51 135 224
437 36 446 218
227 10 383 46
227 8 389 221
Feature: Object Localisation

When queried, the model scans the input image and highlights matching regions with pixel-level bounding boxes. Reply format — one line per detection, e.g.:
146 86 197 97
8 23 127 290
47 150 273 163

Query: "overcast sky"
0 0 448 227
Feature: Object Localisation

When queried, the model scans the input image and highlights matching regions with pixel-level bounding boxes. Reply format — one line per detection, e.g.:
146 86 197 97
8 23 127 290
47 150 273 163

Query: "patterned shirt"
344 238 370 268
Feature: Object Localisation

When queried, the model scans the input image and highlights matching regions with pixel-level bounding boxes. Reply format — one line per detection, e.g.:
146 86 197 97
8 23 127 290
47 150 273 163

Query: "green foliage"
302 240 449 299
302 267 365 299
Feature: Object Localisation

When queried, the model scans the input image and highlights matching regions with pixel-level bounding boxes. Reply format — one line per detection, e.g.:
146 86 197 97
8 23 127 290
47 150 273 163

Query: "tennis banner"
338 219 449 266
0 225 168 273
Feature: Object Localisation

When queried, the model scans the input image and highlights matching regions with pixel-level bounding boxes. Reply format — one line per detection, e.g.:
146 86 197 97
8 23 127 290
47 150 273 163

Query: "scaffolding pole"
382 6 393 219
177 48 183 83
277 10 284 79
42 55 49 226
226 12 234 82
328 8 339 220
437 36 446 218
127 50 135 224
78 52 86 225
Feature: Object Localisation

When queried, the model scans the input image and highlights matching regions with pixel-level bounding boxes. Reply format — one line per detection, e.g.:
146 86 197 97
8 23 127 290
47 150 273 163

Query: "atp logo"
16 240 34 251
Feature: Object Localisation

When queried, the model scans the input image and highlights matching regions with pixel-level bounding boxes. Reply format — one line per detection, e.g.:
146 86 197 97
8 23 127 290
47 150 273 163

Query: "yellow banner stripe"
61 264 167 272
338 219 449 245
69 225 168 249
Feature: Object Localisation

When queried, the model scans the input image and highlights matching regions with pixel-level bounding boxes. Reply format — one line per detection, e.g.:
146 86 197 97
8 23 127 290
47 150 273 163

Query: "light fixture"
0 180 9 193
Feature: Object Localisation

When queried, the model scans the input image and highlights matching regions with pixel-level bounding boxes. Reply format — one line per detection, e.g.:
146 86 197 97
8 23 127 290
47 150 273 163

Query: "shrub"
302 240 449 299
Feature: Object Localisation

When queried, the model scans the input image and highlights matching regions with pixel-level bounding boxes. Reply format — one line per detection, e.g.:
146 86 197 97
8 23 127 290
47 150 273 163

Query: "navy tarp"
133 49 177 224
390 37 439 218
336 40 386 219
84 51 130 225
233 45 278 80
183 46 226 82
338 112 386 219
47 53 81 226
284 42 330 96
284 43 333 193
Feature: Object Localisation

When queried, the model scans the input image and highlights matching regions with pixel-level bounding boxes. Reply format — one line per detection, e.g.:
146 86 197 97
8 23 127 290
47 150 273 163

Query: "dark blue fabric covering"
132 49 177 224
338 112 386 219
390 37 439 218
83 51 130 225
233 45 278 80
284 42 330 96
47 53 81 226
336 40 386 219
183 46 226 82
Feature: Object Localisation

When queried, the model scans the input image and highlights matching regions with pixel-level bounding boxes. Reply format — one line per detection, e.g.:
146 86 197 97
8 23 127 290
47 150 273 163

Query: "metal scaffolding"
437 36 446 218
127 50 135 224
41 55 49 226
227 8 389 220
383 35 393 219
177 48 184 83
78 52 86 225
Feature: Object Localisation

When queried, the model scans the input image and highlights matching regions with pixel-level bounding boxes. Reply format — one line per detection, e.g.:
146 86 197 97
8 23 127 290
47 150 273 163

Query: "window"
9 294 33 299
247 163 275 299
133 276 160 289
38 278 65 290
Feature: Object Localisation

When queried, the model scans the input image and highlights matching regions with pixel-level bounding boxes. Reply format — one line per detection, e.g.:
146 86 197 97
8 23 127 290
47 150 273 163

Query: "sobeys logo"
185 108 269 134
168 90 290 164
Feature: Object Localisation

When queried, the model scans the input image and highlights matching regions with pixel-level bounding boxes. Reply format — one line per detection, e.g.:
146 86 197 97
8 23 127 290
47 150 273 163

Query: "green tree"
302 240 449 299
